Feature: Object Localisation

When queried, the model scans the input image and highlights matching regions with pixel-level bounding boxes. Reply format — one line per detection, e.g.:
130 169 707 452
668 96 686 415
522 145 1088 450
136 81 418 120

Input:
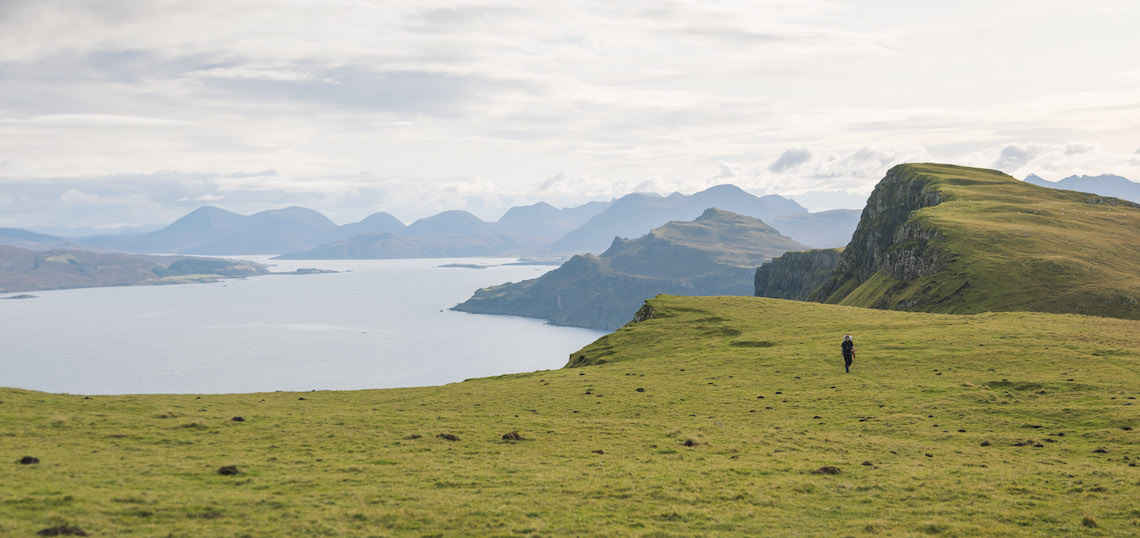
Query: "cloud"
3 114 198 128
183 66 329 82
961 142 1140 181
59 188 103 207
0 2 1137 226
768 148 814 173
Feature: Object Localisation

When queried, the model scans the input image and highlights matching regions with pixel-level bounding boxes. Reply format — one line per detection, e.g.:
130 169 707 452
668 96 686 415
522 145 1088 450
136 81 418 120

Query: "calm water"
0 257 606 395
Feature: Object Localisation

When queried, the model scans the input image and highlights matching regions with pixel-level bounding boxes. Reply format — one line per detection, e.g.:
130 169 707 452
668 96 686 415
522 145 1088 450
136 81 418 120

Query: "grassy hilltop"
4 295 1139 536
808 163 1140 319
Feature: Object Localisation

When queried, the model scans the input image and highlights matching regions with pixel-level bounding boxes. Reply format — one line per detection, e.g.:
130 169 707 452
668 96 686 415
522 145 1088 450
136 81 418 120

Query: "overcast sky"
1 0 1139 230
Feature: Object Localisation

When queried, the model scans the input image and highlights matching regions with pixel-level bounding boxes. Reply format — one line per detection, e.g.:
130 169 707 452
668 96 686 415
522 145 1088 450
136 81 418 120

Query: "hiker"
841 335 855 373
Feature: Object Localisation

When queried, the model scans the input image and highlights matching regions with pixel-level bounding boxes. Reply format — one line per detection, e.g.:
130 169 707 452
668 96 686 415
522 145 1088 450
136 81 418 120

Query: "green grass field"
4 295 1138 536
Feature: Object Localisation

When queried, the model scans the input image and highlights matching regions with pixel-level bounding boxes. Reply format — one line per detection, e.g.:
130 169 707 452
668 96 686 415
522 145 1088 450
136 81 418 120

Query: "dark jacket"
841 339 854 358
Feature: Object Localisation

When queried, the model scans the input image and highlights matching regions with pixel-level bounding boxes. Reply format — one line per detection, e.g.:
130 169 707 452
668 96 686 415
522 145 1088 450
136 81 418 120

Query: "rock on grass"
36 526 87 536
810 466 841 475
437 433 460 441
217 465 240 476
18 456 39 464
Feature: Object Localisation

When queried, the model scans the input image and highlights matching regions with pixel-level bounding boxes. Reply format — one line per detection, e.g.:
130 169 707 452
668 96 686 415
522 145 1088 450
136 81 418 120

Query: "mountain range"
276 185 835 259
548 185 808 254
80 206 341 255
1024 173 1140 203
0 228 88 251
452 208 807 330
0 184 858 259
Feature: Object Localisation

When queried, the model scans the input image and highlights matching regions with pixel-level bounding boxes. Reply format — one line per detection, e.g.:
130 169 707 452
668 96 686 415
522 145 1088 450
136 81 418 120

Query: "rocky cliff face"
754 248 841 300
810 165 949 304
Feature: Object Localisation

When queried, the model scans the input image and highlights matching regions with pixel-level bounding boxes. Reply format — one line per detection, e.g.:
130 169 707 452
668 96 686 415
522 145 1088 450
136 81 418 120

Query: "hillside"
792 163 1140 319
0 246 267 293
453 209 806 329
1025 173 1140 203
4 295 1139 535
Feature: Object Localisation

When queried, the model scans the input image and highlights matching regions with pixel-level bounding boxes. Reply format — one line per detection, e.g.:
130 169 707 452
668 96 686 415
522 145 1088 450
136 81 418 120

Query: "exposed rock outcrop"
754 249 841 300
810 165 950 304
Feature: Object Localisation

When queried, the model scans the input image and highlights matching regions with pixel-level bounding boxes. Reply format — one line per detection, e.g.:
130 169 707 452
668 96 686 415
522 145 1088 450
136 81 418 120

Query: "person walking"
841 335 855 373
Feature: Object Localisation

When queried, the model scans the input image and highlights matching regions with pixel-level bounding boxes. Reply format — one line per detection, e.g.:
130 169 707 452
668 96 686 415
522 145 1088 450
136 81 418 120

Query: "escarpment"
754 249 841 300
810 165 951 304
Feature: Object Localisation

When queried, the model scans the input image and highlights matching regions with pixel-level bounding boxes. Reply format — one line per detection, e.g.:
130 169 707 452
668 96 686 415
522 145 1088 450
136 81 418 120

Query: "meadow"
3 295 1139 536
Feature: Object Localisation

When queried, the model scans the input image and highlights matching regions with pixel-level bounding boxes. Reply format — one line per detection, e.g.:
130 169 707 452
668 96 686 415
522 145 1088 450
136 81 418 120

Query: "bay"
0 257 605 395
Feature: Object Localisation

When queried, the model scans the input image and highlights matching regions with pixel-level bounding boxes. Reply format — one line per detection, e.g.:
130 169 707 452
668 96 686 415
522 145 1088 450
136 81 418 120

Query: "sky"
1 0 1139 231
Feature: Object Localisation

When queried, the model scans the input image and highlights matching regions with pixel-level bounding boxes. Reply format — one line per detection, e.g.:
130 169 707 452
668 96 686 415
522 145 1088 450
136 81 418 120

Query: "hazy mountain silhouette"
402 210 501 237
549 184 807 254
69 183 856 257
495 200 611 241
80 206 337 255
0 228 78 251
185 207 337 254
767 209 862 248
1024 173 1140 203
315 212 406 244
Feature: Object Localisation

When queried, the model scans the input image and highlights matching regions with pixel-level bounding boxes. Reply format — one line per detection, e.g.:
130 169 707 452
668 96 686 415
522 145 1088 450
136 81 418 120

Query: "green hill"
760 163 1140 319
4 295 1139 535
453 208 807 329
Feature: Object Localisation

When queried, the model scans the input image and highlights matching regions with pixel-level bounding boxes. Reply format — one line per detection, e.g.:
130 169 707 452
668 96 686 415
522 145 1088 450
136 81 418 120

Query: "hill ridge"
757 163 1140 320
453 208 806 329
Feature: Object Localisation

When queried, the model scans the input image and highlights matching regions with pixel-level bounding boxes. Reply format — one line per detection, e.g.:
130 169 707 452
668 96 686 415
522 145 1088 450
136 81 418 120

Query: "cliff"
754 248 841 300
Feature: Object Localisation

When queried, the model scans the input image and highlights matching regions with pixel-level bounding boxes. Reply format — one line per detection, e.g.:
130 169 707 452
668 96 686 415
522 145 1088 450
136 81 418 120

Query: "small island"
285 268 339 275
439 263 489 269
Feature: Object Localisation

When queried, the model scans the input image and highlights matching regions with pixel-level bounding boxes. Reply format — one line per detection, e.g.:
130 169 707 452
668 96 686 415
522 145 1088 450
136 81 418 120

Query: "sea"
0 257 606 395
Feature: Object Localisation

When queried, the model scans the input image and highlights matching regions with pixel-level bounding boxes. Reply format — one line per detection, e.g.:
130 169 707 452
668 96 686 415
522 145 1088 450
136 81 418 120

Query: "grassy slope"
4 295 1139 536
825 163 1140 319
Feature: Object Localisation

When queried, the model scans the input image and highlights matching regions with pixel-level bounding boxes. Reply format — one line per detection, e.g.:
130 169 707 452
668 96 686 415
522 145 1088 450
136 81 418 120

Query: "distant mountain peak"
695 207 741 221
696 184 750 196
1023 172 1139 203
359 212 405 227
